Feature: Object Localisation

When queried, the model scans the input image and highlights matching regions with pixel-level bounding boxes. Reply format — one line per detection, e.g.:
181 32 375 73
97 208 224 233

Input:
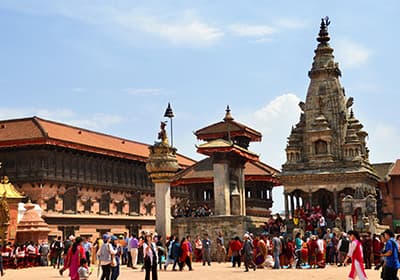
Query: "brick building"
0 116 279 239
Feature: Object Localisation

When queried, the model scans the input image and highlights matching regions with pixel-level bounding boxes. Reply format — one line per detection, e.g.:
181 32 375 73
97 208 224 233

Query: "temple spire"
223 105 234 122
317 16 331 44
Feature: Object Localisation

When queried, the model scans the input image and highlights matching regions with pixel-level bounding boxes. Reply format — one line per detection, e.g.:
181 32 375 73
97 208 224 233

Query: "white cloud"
334 39 373 68
123 88 163 96
3 3 223 47
0 107 123 131
125 13 223 46
368 123 400 163
229 24 277 37
238 93 301 213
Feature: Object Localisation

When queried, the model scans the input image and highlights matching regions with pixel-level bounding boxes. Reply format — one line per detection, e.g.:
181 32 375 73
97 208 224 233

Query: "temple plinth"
16 200 50 244
146 122 180 238
195 106 261 216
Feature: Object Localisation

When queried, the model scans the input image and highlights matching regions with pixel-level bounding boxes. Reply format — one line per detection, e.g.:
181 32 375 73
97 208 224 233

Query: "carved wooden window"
83 199 92 213
129 195 140 215
315 140 328 154
63 188 77 214
100 192 110 215
46 197 56 212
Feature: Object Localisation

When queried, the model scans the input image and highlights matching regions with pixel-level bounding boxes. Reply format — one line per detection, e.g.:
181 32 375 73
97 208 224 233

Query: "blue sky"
1 1 399 212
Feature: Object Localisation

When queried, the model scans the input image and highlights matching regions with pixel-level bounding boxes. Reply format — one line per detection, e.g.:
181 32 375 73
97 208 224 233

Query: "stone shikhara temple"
280 18 381 232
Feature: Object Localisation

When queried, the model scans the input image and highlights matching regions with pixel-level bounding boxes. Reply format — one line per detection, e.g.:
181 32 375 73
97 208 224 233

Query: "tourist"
98 234 115 280
373 234 384 267
329 232 339 265
194 235 203 262
110 235 121 280
294 232 303 268
229 236 242 268
282 237 294 268
216 232 226 263
316 236 326 268
143 233 158 280
164 236 177 271
82 237 92 266
337 233 350 267
201 234 211 266
77 258 91 280
242 233 255 272
51 236 63 269
170 236 180 271
129 234 139 269
178 236 193 271
39 240 50 266
255 235 268 268
362 232 372 269
381 229 400 280
65 236 85 280
272 232 282 269
155 235 165 270
344 230 367 280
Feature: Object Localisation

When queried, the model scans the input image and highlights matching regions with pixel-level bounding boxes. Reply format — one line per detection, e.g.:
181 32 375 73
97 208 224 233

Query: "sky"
0 1 399 213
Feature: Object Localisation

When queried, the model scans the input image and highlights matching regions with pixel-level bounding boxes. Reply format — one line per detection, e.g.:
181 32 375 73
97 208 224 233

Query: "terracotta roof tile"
0 117 195 167
390 159 400 176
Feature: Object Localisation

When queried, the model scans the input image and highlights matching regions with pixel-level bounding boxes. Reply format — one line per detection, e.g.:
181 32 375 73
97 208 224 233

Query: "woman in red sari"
178 237 192 271
308 236 318 268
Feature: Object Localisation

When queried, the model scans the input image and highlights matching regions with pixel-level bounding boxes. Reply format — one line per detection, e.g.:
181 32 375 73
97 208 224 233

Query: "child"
78 258 92 280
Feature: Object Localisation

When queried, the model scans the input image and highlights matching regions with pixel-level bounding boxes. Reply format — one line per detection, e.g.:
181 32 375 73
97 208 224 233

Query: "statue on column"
158 121 169 145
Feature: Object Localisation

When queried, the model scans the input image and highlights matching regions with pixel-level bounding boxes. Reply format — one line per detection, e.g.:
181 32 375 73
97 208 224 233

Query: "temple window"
100 192 110 215
116 201 124 214
63 188 77 214
46 196 56 212
83 199 92 213
315 139 328 154
129 195 140 215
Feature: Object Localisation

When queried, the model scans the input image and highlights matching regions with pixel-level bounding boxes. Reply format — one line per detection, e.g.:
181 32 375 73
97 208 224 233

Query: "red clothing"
348 240 367 280
179 241 191 263
230 240 242 252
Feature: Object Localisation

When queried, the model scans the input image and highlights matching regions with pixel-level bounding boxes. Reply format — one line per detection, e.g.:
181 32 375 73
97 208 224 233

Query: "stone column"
146 141 179 239
333 190 338 213
213 162 231 216
290 194 295 217
308 191 313 210
284 192 289 218
155 182 171 236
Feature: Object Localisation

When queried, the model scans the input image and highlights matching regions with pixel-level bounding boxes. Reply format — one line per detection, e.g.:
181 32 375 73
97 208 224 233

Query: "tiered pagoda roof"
172 157 280 186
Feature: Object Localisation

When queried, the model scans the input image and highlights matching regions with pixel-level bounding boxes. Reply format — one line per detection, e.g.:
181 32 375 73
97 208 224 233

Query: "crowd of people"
1 216 400 280
172 203 213 218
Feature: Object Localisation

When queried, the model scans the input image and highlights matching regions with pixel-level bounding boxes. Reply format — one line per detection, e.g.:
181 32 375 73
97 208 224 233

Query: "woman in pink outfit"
344 230 367 280
65 237 85 280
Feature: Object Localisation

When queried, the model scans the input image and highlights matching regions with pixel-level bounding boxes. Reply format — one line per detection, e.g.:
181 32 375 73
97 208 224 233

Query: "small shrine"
16 200 50 244
0 175 24 242
194 106 262 216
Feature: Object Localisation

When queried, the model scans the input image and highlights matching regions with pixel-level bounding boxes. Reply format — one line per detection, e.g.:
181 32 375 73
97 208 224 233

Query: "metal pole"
170 117 173 147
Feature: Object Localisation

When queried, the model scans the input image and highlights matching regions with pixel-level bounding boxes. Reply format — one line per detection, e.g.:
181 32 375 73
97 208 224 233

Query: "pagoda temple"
280 18 379 222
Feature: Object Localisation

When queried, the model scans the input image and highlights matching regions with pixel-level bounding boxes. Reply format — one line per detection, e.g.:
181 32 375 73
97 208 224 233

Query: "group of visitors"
172 203 212 218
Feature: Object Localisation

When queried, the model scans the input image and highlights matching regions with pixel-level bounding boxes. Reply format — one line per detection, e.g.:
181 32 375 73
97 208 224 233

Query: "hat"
111 236 118 241
103 234 110 241
243 233 250 239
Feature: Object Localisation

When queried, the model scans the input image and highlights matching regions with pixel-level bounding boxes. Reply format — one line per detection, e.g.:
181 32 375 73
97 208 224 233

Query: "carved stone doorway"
314 189 334 215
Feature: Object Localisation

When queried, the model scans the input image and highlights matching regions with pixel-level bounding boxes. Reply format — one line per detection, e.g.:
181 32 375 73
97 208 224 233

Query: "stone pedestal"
146 139 179 239
213 162 230 216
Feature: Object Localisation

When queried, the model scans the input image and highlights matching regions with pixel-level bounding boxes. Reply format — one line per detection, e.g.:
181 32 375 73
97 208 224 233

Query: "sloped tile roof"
390 159 400 176
0 117 195 167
